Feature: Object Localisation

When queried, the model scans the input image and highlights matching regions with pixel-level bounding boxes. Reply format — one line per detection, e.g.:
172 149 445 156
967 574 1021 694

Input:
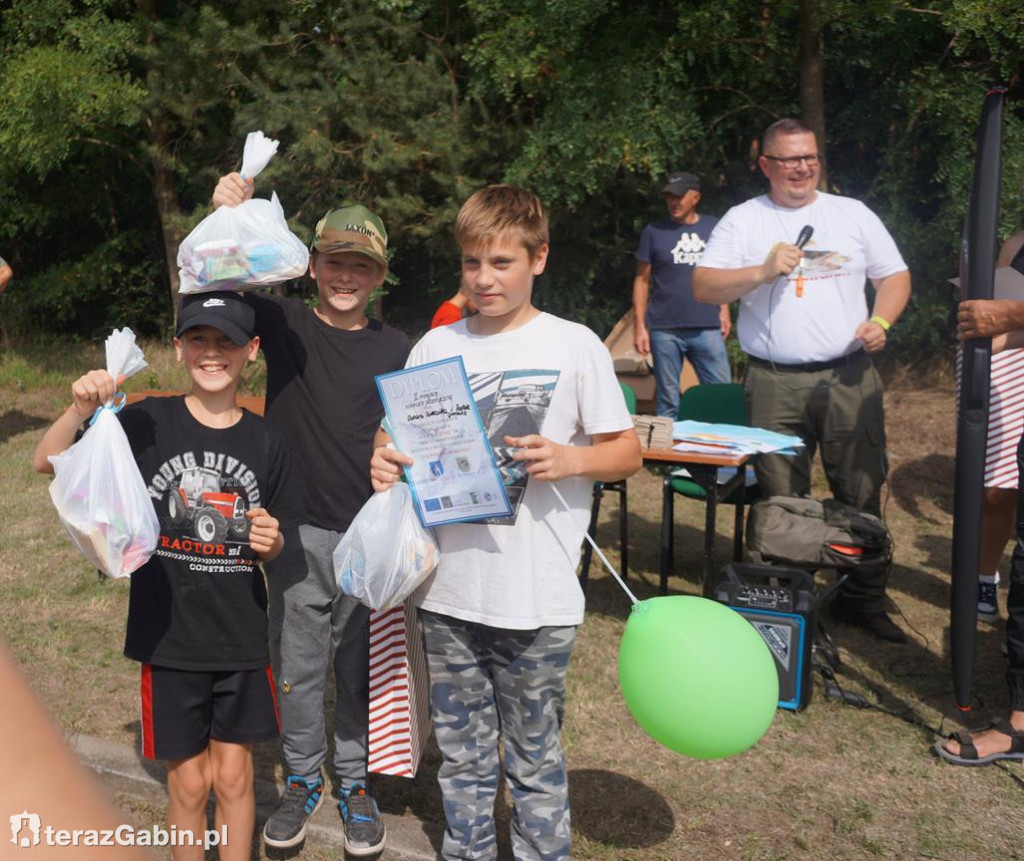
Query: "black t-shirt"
119 396 304 670
247 292 410 532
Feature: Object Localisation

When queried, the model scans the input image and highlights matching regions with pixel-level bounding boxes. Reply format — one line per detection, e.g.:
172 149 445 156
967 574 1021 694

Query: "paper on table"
671 441 745 456
670 465 759 486
671 420 803 455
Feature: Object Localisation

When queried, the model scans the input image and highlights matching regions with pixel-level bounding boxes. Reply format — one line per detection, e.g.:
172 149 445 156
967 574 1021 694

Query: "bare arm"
854 269 912 353
371 424 642 489
958 299 1024 340
956 232 1024 343
33 370 121 474
693 243 803 304
506 428 642 483
0 640 153 859
719 304 732 339
869 269 911 326
632 262 652 355
997 230 1024 267
994 332 1024 353
0 262 12 293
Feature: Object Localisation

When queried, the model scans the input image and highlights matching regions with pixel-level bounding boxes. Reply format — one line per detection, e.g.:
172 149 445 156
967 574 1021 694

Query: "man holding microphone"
693 118 911 643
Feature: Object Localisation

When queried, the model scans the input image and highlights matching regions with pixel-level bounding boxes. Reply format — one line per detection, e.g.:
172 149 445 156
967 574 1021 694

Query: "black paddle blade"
952 87 1006 711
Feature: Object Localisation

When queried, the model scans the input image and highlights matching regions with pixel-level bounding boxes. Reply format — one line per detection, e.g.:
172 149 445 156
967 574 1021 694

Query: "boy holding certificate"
370 185 642 861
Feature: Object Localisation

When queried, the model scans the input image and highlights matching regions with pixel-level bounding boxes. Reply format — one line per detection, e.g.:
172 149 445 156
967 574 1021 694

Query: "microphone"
795 226 813 297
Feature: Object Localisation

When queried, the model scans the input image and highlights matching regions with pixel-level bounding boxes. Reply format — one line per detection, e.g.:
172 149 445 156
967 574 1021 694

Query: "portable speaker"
712 563 819 711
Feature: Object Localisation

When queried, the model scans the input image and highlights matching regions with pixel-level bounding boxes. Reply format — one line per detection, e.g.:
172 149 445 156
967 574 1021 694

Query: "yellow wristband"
869 315 891 331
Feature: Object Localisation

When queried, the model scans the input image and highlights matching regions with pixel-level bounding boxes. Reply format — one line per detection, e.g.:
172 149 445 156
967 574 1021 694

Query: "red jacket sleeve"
430 301 463 329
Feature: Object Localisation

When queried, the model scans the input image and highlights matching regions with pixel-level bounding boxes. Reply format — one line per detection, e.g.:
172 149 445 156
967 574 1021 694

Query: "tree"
1 0 1022 361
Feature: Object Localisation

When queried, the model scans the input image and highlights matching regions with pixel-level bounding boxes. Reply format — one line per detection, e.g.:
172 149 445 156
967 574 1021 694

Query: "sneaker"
978 575 999 622
262 774 324 848
339 783 387 856
827 601 908 645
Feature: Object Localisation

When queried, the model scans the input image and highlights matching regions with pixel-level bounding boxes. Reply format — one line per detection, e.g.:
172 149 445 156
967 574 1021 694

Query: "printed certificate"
376 357 512 527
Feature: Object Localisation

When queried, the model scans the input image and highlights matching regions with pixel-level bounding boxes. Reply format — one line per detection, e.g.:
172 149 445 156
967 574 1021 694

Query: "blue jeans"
650 327 731 418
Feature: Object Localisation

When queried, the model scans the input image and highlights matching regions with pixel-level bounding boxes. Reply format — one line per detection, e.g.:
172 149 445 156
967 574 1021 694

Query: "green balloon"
618 596 779 759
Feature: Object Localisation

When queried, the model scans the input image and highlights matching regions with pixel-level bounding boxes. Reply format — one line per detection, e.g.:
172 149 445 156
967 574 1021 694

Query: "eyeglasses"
763 154 820 169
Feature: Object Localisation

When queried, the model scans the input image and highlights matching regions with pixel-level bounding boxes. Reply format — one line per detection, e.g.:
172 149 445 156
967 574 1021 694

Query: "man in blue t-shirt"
632 171 731 417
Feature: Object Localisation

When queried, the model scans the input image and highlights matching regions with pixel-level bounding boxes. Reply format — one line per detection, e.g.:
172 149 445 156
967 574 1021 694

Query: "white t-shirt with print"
700 192 907 363
406 312 632 629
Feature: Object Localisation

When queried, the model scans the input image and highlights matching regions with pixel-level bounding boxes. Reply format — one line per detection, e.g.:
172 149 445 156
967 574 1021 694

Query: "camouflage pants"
420 611 576 861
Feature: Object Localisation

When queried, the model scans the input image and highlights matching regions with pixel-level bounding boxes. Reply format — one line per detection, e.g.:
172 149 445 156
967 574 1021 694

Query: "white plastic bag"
177 131 309 294
47 329 160 578
334 484 439 611
240 130 279 179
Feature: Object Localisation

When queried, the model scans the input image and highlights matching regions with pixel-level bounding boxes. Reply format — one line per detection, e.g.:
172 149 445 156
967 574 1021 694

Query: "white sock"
980 572 999 585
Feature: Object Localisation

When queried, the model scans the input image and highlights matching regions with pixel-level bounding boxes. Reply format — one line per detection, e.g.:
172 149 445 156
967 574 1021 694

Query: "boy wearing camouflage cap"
213 173 410 855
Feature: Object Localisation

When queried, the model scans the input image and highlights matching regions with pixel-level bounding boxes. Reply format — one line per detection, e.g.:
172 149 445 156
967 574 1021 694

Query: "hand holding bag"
47 329 159 578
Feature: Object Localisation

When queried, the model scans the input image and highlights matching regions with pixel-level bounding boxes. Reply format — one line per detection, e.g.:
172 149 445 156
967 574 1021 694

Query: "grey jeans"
266 523 369 788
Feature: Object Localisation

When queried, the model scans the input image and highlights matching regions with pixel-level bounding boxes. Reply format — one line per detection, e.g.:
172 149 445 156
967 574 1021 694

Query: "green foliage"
0 1 143 178
462 0 1024 352
3 232 165 339
0 0 1022 355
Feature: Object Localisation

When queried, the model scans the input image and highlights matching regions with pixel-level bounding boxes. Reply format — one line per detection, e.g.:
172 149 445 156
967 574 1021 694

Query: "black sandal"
934 718 1024 766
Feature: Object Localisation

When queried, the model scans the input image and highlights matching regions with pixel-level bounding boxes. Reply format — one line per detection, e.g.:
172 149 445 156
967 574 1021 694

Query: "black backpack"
745 496 892 570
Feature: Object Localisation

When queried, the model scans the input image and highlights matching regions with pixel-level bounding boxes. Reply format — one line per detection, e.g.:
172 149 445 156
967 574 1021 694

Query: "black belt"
747 348 866 373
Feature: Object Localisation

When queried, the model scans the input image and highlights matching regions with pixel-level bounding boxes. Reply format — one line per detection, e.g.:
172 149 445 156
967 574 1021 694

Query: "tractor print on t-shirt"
166 466 250 543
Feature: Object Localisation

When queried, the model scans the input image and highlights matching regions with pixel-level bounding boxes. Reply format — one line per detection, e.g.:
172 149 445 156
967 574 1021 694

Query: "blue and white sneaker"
339 783 386 856
979 574 999 622
263 774 324 848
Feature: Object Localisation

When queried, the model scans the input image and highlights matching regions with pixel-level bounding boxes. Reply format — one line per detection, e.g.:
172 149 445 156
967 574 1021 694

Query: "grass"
3 338 1023 860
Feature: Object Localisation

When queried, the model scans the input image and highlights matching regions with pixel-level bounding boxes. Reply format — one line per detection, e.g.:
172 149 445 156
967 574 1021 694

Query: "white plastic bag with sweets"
48 329 160 578
334 483 439 611
177 131 309 293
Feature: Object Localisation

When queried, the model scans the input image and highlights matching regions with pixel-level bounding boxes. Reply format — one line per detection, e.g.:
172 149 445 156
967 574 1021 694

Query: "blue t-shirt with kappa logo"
636 215 720 329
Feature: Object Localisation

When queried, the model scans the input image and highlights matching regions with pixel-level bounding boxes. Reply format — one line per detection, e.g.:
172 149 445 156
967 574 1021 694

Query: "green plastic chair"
579 383 636 590
663 383 760 583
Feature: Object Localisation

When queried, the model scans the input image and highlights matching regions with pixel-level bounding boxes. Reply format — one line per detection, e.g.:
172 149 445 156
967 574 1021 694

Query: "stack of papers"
671 421 804 457
632 415 674 449
670 465 760 486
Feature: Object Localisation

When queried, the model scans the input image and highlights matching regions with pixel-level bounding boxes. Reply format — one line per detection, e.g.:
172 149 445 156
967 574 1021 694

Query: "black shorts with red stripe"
140 664 280 761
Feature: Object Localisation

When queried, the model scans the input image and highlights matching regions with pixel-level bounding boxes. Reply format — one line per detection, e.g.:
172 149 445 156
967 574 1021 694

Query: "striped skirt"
985 348 1024 489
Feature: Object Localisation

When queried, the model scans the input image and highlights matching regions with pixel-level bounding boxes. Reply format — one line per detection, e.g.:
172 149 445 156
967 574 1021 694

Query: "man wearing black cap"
633 170 732 418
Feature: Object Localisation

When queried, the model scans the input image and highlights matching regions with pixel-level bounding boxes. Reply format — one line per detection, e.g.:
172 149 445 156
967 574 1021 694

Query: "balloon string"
549 483 639 606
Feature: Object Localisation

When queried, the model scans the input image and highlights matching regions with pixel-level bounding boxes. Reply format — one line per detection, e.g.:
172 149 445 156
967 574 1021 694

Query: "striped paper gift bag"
367 602 431 777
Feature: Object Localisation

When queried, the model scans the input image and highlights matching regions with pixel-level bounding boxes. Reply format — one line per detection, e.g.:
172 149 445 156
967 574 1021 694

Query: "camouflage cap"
312 205 388 269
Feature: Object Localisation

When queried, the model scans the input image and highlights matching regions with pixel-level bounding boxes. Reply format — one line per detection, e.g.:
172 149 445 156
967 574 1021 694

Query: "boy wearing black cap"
33 291 304 861
632 170 732 417
212 173 409 854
